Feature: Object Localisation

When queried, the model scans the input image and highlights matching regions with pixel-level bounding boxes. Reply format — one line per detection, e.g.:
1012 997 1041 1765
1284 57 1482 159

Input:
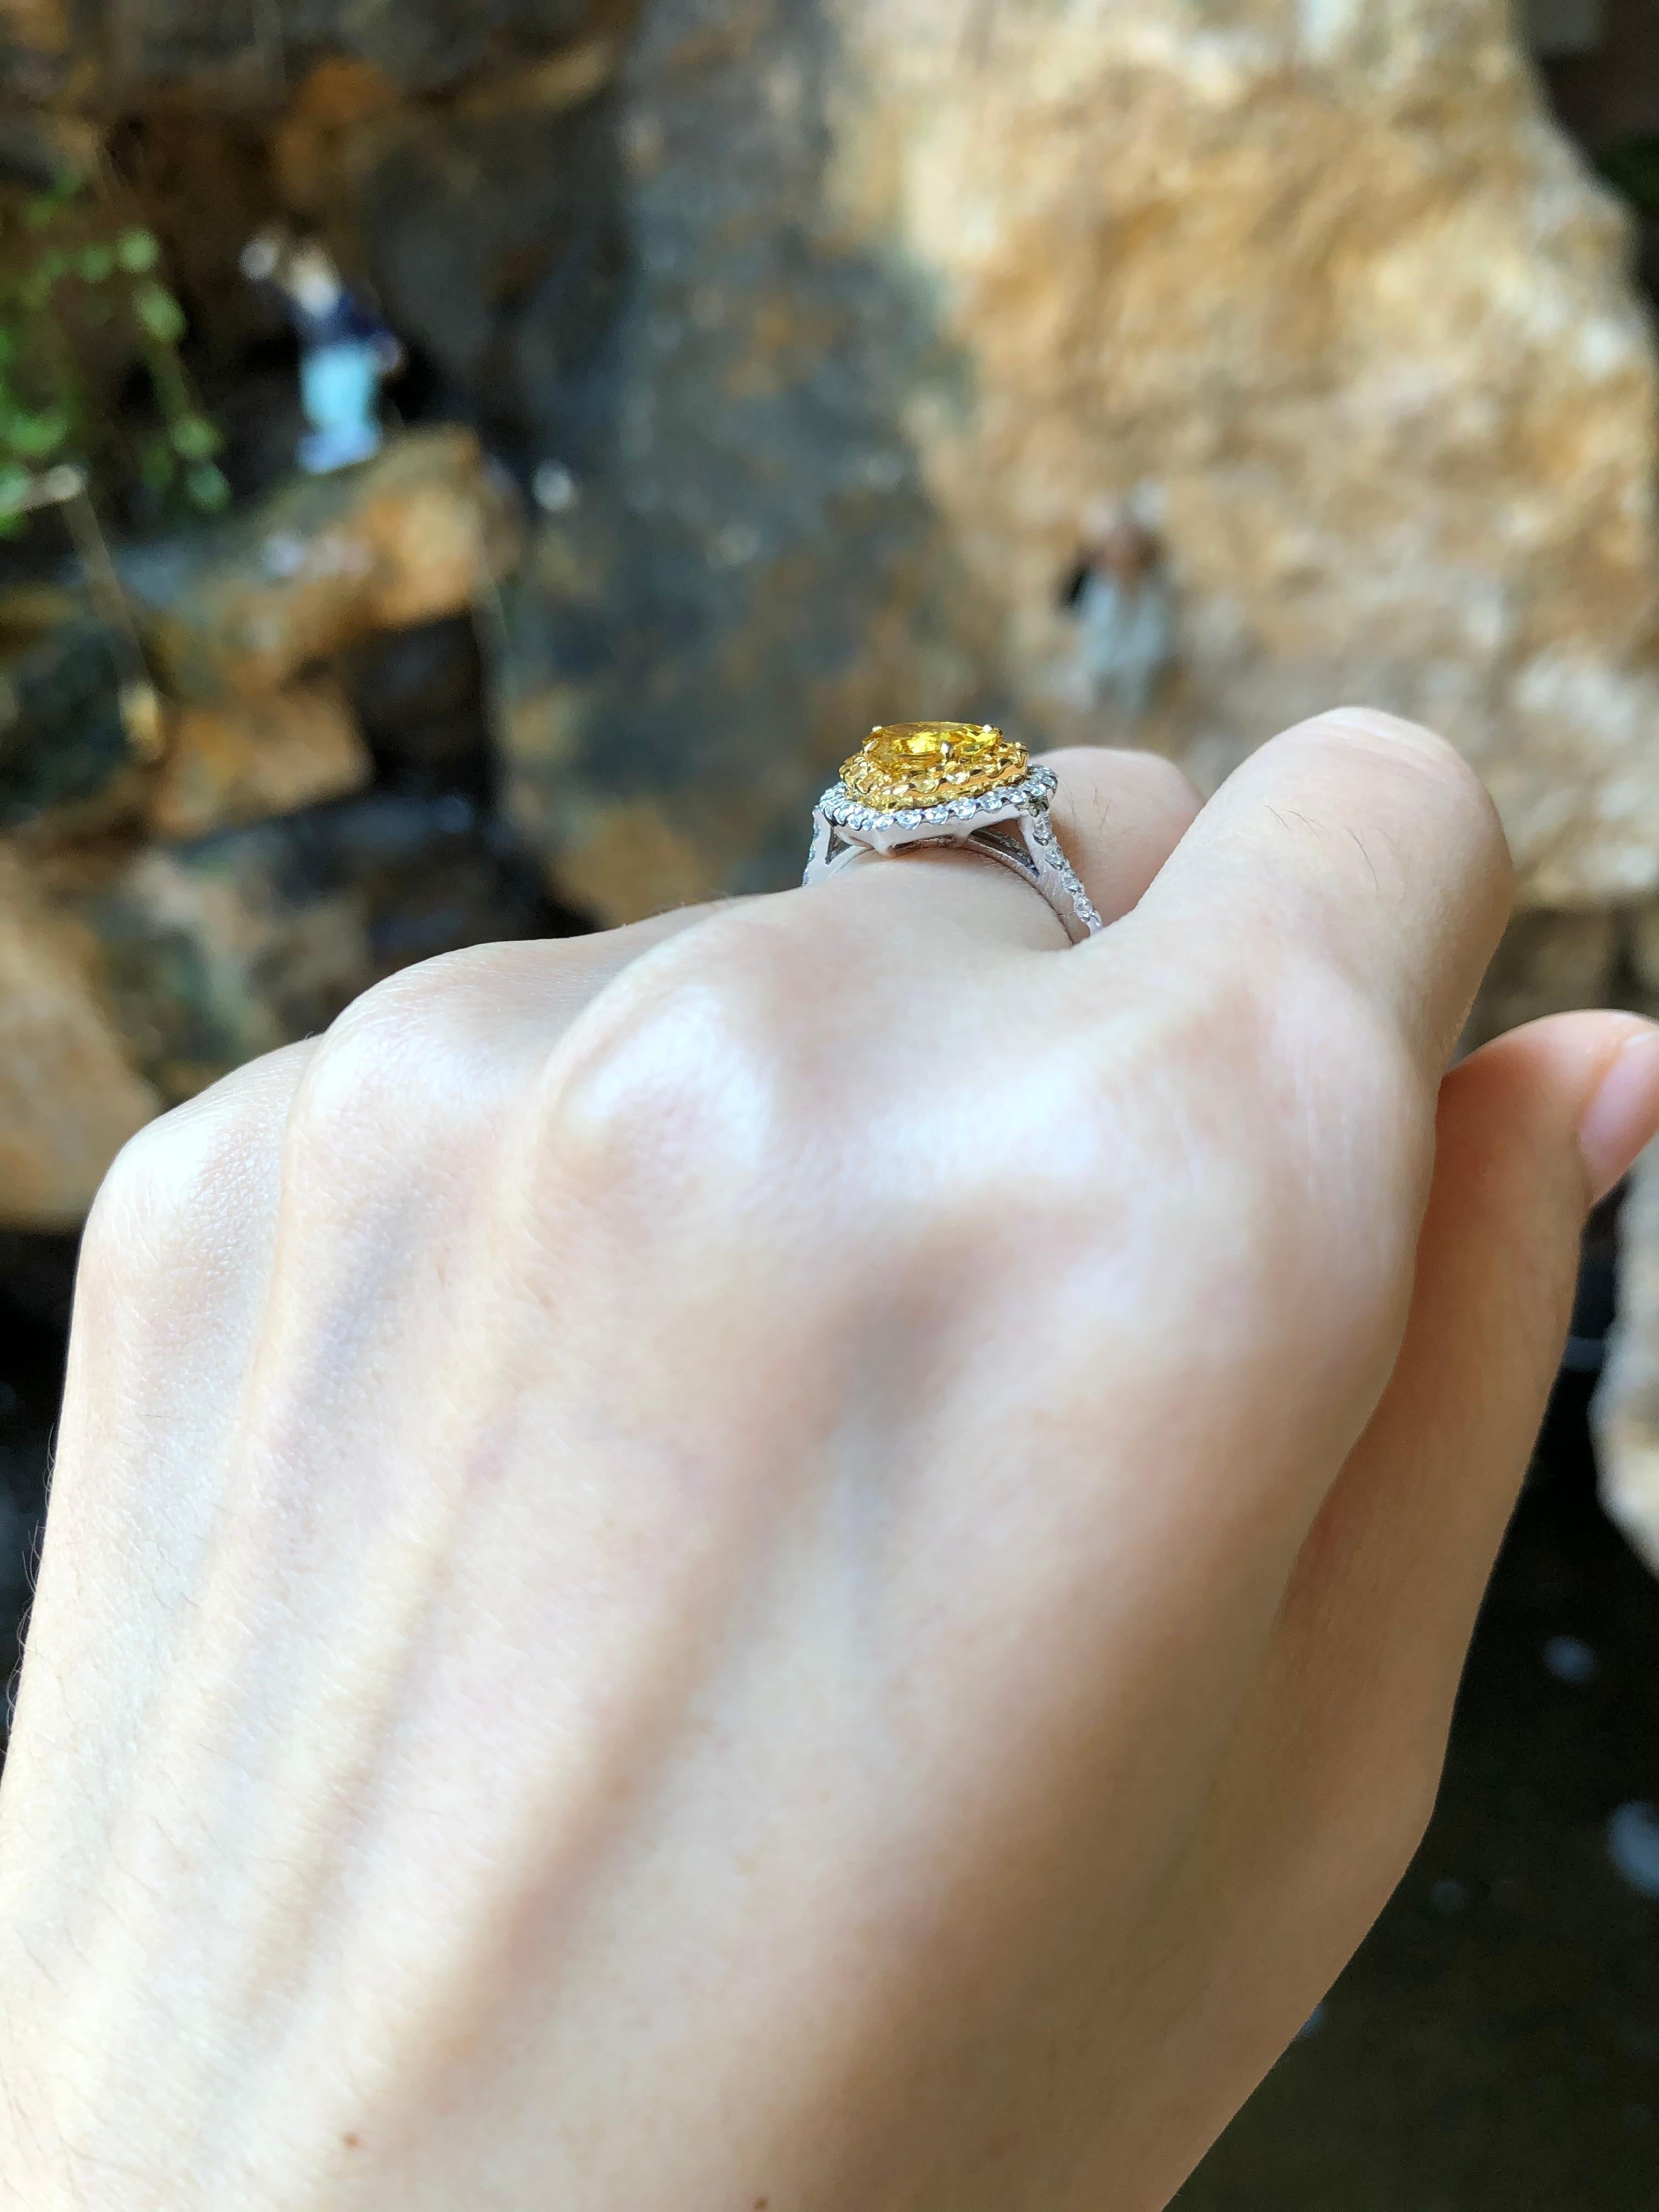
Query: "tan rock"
0 852 159 1231
82 792 551 1107
148 681 373 843
0 0 67 71
129 428 522 704
503 0 1659 926
270 57 407 219
842 1 1659 908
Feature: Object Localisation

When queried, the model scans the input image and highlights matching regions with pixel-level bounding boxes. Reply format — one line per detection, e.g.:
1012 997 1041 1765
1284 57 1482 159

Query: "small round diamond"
924 805 950 823
896 810 922 827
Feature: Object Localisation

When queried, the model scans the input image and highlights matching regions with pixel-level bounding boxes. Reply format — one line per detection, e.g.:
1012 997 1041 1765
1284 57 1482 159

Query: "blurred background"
2 0 1659 2200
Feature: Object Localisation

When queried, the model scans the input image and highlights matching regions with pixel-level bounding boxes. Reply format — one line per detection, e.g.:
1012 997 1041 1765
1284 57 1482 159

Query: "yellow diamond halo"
842 721 1028 811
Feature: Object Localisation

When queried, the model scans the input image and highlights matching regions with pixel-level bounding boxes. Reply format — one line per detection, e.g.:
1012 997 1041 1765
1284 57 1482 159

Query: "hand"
3 711 1655 2211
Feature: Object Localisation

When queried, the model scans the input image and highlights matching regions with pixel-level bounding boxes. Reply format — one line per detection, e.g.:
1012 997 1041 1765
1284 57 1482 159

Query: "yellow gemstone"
842 721 1028 808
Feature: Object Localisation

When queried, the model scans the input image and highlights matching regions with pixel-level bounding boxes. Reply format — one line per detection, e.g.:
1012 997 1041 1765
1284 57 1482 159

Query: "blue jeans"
298 342 384 474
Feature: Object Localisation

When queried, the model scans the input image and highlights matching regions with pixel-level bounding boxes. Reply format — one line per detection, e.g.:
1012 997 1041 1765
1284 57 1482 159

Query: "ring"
804 722 1104 944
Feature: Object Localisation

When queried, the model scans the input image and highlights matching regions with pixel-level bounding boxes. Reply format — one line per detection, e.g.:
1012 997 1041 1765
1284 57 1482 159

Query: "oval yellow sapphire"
841 721 1028 809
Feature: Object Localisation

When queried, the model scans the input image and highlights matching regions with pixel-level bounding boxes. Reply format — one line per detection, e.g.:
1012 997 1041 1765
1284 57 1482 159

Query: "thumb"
1099 1013 1659 2194
1279 1009 1659 1742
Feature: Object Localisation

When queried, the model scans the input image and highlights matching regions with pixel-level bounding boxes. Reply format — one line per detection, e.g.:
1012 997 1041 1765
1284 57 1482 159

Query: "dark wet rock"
20 0 622 101
354 86 629 464
0 593 139 836
345 612 493 794
289 0 607 94
494 0 993 927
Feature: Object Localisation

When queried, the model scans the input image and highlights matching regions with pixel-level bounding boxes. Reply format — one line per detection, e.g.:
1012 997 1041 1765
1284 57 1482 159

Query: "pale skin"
3 709 1658 2211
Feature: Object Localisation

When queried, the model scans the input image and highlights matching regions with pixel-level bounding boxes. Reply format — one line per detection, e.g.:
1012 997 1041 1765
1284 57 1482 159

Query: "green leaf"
186 462 231 512
77 246 115 284
170 414 222 461
133 283 187 346
7 411 68 459
0 464 32 516
116 229 162 274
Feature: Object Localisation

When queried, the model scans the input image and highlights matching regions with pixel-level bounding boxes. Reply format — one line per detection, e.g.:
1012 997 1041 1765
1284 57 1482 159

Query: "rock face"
0 592 137 835
13 0 623 103
87 794 549 1104
147 681 372 842
0 853 160 1231
500 0 1659 925
337 62 630 465
125 427 520 701
7 3 1659 1192
0 430 549 1227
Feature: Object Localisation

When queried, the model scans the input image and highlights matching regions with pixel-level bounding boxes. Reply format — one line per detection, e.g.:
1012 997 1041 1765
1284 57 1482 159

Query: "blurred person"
241 227 405 476
3 708 1658 2210
1066 495 1177 720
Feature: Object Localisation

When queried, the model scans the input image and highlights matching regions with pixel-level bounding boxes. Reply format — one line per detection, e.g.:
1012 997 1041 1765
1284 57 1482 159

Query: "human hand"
3 710 1655 2210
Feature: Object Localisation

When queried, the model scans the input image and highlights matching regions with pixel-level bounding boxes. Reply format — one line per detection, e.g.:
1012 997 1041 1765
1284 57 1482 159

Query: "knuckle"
84 1080 263 1278
530 918 810 1228
287 1008 414 1171
86 1116 201 1262
287 947 529 1166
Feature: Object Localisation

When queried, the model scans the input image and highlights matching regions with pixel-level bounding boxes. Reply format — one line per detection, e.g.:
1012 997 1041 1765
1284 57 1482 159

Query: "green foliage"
0 177 229 536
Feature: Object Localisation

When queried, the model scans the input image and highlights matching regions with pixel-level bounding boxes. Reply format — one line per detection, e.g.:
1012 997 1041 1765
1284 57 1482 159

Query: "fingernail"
1579 1024 1659 1204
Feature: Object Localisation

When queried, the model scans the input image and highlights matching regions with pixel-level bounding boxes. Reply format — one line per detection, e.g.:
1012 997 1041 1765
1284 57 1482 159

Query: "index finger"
1117 708 1513 1076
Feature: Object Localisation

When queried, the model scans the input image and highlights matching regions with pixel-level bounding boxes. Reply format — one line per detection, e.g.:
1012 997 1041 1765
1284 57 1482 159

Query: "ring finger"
804 744 1203 953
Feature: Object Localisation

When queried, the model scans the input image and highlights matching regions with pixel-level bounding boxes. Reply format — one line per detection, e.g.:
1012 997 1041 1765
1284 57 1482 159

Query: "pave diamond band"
803 727 1103 945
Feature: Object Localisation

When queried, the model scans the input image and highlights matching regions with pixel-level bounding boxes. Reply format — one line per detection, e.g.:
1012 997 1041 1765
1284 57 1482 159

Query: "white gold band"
804 765 1103 945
